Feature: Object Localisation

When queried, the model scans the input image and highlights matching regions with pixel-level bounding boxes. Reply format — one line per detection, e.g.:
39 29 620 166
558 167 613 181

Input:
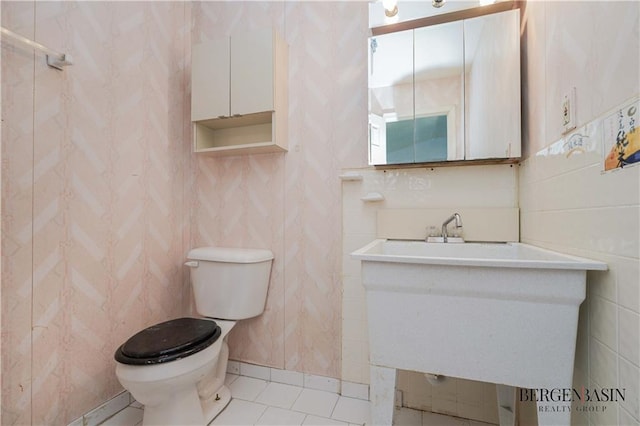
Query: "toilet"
114 247 273 426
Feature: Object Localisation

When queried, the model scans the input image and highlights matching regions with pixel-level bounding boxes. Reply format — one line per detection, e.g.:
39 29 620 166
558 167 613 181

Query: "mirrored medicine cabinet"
368 3 521 166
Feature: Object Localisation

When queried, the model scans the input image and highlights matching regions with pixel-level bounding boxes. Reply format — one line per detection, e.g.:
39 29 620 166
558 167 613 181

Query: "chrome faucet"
441 213 462 243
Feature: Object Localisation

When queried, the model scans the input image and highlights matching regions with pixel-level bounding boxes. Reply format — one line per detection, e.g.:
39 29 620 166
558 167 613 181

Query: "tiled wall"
2 1 370 422
3 2 638 426
341 164 517 423
189 2 368 378
1 2 191 424
520 1 639 425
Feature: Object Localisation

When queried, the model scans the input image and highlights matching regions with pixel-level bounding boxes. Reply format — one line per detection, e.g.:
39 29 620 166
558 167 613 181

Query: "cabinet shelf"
193 112 286 156
191 28 288 156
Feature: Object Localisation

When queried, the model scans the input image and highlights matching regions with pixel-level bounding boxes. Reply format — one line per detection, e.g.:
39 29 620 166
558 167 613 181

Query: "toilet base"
201 385 232 424
139 384 231 426
142 385 205 426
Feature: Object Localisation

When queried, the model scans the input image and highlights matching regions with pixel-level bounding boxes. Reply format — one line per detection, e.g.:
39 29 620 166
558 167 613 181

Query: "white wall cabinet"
191 28 288 155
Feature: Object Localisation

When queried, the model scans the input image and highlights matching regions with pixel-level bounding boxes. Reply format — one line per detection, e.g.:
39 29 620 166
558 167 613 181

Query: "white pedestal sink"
351 239 607 426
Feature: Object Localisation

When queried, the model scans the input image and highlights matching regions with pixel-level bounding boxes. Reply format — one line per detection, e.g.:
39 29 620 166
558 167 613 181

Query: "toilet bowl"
113 247 273 426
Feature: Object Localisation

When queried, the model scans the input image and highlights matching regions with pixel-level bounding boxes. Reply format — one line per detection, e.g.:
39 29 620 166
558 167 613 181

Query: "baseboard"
67 391 133 426
227 360 370 401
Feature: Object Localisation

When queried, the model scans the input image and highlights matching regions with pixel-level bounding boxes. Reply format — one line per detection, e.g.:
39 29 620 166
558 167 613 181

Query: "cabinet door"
464 9 520 160
191 38 230 121
230 29 274 116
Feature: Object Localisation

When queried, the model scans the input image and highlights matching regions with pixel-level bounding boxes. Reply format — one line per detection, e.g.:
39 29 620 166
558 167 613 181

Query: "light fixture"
432 0 445 8
382 0 398 17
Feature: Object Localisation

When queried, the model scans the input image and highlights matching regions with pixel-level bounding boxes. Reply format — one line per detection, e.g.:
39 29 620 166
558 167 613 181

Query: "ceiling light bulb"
432 0 445 8
382 0 399 17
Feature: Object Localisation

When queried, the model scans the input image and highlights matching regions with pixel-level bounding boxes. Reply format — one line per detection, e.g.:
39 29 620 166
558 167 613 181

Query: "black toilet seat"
114 317 221 365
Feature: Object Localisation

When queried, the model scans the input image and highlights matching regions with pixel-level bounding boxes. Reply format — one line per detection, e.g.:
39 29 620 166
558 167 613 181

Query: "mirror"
368 8 520 166
464 10 521 160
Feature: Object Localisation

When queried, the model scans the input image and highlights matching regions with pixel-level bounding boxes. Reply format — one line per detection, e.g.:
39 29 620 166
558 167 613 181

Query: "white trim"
232 361 370 401
66 391 131 426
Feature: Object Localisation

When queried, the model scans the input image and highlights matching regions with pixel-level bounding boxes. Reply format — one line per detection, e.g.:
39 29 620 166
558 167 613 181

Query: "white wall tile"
619 308 640 367
587 390 619 426
618 407 639 426
617 257 640 314
456 379 487 407
590 295 618 351
342 276 366 301
543 1 595 141
398 371 432 412
99 407 143 426
587 255 617 304
304 373 341 393
343 234 377 279
394 407 422 426
431 398 458 417
619 358 640 420
270 368 304 387
520 207 639 259
589 336 618 390
240 362 271 381
591 2 640 118
83 392 131 426
422 411 468 426
341 381 369 401
342 298 366 323
340 359 366 385
342 204 377 236
456 403 487 424
227 360 241 375
520 4 639 426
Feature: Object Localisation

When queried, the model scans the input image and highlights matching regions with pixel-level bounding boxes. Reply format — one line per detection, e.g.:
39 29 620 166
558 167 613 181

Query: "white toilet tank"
187 247 273 320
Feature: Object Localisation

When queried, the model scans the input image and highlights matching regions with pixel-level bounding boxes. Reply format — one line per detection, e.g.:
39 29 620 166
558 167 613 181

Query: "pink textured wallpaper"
2 1 368 423
2 1 191 424
190 1 368 377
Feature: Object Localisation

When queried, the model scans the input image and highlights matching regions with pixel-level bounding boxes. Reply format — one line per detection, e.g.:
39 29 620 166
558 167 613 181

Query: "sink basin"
351 239 606 426
352 239 608 270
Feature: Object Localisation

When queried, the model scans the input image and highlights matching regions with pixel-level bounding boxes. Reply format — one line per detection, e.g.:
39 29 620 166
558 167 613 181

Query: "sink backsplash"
377 208 519 242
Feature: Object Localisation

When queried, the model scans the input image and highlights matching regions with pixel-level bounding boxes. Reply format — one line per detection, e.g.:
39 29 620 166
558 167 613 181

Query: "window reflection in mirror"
368 22 464 165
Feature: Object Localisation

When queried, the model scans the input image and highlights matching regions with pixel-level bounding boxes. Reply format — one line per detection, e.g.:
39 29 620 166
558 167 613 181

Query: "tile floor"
99 374 495 426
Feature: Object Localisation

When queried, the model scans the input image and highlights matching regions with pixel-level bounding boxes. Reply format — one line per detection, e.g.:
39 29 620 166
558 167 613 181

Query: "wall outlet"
562 87 577 133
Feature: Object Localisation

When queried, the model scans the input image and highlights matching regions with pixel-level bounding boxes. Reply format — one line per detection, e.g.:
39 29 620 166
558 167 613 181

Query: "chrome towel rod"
0 26 72 70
